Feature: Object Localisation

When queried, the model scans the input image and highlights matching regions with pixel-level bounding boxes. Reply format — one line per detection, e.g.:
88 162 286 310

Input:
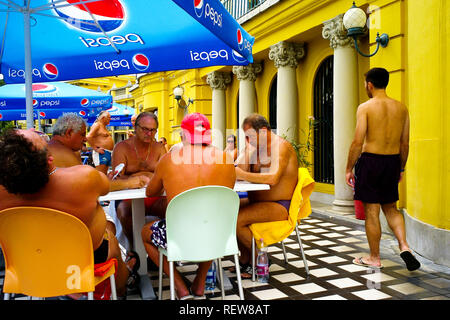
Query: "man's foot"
125 251 140 290
352 257 383 269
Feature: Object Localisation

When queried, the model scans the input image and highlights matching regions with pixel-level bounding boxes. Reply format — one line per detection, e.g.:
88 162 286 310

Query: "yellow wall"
405 0 449 229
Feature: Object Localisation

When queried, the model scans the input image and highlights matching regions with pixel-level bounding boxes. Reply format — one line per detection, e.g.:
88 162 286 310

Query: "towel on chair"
249 168 315 248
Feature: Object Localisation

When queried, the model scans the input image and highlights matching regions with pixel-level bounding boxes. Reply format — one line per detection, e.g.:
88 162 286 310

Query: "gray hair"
52 113 86 136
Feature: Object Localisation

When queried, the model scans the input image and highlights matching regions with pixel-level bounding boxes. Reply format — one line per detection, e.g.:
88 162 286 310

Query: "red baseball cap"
181 112 212 145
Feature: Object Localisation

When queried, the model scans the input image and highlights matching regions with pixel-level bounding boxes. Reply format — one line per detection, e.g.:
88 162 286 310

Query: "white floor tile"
351 289 391 300
252 288 288 300
291 283 327 295
327 278 363 289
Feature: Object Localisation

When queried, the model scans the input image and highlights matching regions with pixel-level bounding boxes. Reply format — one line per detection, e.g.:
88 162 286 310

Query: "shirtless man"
112 112 167 246
345 67 420 271
87 111 114 175
0 129 131 298
141 112 236 299
234 114 298 277
48 113 149 235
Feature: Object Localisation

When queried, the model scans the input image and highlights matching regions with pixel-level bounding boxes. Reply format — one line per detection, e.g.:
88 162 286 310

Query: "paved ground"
2 203 449 301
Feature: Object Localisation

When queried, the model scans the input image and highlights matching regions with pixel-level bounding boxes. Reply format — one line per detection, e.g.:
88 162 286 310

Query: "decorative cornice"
206 71 232 90
232 62 263 82
322 14 355 49
268 42 305 69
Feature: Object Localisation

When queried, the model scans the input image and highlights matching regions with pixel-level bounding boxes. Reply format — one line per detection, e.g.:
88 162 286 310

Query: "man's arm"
345 105 368 188
400 110 410 170
145 154 166 197
235 141 290 186
86 123 99 147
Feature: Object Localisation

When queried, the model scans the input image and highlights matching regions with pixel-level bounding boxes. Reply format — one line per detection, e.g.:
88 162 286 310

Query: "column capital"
232 62 263 82
206 71 231 90
322 14 355 49
269 42 305 69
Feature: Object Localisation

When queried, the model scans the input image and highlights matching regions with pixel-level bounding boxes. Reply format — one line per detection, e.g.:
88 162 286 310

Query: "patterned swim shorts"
150 219 167 250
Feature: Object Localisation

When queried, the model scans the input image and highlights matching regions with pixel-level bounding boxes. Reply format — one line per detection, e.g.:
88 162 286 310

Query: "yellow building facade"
81 0 449 266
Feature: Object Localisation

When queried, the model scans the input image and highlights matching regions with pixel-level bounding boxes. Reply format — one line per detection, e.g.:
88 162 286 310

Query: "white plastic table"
98 181 270 300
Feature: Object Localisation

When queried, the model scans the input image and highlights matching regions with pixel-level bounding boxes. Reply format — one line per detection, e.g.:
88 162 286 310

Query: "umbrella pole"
24 9 34 129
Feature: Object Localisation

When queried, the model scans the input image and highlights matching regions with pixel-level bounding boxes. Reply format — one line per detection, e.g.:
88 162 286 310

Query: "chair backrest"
165 186 240 262
0 207 95 297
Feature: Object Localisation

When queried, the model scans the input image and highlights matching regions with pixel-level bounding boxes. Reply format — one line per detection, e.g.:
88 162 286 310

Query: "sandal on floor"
190 288 206 300
239 263 253 279
400 250 421 271
125 250 141 290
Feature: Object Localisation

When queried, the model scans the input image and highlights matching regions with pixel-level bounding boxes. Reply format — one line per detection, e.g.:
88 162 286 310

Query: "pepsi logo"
42 63 59 80
53 0 125 33
80 98 90 107
0 113 2 120
132 54 149 71
194 0 204 18
79 110 87 116
39 112 46 118
237 29 243 50
232 50 247 63
33 99 38 108
32 84 57 94
106 105 119 114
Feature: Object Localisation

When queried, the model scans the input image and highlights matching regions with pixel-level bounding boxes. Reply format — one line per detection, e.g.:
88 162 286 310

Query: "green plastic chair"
157 185 244 300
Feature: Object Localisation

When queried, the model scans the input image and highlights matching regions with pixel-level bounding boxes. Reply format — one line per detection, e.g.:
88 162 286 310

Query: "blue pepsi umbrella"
0 0 254 128
87 102 135 127
0 81 112 121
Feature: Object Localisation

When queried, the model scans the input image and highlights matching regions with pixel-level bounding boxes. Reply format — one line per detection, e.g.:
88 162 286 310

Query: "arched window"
269 74 277 131
313 56 334 184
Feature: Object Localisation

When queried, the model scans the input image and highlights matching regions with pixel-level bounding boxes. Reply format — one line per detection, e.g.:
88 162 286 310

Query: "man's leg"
381 202 410 252
141 221 190 299
237 201 288 265
361 202 383 267
191 261 213 296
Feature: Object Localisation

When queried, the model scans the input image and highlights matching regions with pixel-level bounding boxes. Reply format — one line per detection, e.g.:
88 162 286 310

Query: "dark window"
269 75 277 131
313 56 334 184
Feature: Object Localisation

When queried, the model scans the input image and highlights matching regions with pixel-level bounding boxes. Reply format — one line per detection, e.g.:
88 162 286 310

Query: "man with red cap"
141 112 236 299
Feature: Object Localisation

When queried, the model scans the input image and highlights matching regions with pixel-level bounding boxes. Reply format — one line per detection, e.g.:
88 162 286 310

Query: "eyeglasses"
137 125 157 134
227 140 234 143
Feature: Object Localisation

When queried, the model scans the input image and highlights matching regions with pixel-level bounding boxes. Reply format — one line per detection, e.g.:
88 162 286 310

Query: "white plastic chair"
157 186 244 300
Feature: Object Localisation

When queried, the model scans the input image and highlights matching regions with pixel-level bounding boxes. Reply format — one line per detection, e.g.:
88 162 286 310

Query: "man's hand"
346 170 355 188
127 176 150 189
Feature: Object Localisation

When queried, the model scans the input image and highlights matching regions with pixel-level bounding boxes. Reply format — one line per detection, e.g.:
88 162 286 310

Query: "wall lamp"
173 85 194 109
343 2 389 57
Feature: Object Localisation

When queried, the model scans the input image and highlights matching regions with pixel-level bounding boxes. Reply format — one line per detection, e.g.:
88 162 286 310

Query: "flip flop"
400 250 421 271
353 257 384 269
178 294 194 300
125 250 141 290
190 288 206 300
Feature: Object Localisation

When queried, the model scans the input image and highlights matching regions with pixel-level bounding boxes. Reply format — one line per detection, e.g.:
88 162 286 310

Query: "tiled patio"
1 207 449 301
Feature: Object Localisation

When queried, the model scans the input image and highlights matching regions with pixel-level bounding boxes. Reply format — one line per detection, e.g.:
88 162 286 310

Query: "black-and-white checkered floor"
1 214 449 300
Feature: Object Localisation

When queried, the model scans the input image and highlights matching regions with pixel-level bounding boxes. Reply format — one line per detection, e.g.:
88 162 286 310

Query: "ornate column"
323 14 359 212
206 71 231 150
232 62 262 151
269 41 305 142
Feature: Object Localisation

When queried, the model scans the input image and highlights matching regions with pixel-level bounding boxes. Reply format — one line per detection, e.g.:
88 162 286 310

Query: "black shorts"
354 152 401 204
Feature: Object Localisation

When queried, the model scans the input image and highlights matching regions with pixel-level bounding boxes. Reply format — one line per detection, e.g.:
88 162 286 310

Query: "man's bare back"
146 145 236 202
0 165 109 251
360 96 409 155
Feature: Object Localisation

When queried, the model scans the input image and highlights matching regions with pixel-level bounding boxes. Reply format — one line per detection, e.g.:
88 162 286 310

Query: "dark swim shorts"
354 152 401 204
150 219 167 250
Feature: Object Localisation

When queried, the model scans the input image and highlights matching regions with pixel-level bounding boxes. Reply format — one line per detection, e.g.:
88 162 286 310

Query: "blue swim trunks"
92 149 112 166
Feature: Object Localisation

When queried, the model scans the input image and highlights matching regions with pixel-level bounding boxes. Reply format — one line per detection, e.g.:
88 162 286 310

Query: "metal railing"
221 0 267 20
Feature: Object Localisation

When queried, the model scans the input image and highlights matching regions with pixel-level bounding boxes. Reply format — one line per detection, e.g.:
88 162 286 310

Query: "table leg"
131 198 156 300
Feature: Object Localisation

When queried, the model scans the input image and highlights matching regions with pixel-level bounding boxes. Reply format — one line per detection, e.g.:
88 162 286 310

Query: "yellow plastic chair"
249 168 315 281
158 186 244 300
0 207 117 300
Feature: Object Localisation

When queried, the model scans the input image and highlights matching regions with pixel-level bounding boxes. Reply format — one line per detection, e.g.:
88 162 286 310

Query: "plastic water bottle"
256 238 269 283
205 261 217 291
